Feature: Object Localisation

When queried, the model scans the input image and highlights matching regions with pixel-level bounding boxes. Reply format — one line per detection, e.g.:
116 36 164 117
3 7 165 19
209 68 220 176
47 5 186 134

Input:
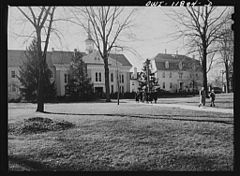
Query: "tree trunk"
103 55 111 102
202 47 208 96
36 30 44 112
232 66 234 92
225 61 230 93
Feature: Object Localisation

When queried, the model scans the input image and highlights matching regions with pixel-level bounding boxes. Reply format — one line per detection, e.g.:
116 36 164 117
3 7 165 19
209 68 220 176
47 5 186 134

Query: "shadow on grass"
8 155 83 171
168 154 233 171
50 99 128 104
43 111 233 125
8 155 52 171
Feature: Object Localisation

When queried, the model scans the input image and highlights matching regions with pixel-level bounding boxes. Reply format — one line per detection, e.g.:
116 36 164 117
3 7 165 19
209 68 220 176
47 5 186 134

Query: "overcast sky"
8 6 233 81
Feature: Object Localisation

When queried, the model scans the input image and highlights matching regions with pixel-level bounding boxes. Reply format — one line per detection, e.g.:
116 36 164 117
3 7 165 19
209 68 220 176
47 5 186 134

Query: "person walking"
199 87 206 107
153 90 158 104
135 91 139 103
209 89 216 107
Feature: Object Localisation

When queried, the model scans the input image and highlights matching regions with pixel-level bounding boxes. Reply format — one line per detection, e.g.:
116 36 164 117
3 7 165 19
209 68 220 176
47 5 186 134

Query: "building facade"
150 53 203 93
130 67 140 93
8 36 132 99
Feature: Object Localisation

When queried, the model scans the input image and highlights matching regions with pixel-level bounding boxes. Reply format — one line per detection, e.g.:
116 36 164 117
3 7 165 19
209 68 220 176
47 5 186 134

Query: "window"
64 74 68 83
122 86 124 93
95 72 98 82
162 72 165 78
111 73 114 82
111 85 114 93
11 70 16 78
163 82 165 89
99 72 101 82
179 73 183 79
169 72 172 78
119 74 121 83
196 73 198 78
122 74 124 83
11 84 16 92
165 61 169 68
170 82 173 89
193 64 196 71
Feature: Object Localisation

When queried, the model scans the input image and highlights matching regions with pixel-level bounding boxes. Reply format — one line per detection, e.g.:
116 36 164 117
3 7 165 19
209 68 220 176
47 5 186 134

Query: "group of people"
134 87 216 107
199 87 216 107
135 91 158 103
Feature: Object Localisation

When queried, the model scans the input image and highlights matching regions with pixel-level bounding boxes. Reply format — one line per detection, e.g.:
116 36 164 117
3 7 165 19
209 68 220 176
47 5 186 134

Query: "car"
213 87 222 94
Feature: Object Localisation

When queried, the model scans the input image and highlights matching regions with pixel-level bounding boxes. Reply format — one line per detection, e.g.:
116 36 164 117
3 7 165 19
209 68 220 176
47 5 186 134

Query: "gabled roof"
8 50 53 67
109 53 132 67
8 50 132 68
51 51 86 65
8 50 25 67
153 53 201 71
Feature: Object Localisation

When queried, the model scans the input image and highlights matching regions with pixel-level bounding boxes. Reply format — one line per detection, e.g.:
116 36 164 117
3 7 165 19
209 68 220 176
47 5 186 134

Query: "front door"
95 87 103 98
179 82 183 91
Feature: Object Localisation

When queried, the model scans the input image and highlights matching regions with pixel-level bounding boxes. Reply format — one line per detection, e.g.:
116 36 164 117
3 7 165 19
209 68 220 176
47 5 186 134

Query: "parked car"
213 87 222 94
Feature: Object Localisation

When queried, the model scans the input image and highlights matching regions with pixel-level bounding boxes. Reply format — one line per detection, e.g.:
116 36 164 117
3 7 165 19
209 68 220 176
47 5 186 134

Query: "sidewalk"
151 103 233 114
125 100 233 114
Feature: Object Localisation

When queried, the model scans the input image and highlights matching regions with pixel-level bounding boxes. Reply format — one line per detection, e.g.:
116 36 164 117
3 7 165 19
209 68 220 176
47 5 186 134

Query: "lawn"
8 101 233 171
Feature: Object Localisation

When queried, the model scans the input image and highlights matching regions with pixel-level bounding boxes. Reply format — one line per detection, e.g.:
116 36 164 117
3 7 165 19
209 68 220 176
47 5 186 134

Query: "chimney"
134 67 137 79
165 49 167 54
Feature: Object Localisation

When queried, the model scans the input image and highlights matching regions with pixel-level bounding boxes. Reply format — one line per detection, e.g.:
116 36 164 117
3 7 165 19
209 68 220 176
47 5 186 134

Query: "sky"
8 6 233 81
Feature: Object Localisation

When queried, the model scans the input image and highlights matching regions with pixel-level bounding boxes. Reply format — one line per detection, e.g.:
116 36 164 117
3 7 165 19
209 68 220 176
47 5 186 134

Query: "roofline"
8 49 86 54
153 53 200 63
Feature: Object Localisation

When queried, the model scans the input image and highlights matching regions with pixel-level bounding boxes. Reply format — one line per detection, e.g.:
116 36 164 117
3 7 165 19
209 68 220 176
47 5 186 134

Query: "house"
8 34 132 99
150 53 203 93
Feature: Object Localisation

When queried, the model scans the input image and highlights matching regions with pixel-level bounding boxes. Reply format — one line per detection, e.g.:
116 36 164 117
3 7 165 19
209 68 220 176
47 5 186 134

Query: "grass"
8 97 234 171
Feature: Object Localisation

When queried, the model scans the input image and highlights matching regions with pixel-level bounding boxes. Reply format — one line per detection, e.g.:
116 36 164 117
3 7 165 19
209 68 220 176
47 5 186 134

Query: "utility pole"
114 47 120 105
117 63 120 105
220 70 225 93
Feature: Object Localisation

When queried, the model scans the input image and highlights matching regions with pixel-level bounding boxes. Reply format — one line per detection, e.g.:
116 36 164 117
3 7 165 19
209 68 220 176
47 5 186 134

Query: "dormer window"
193 63 196 71
179 61 183 70
165 61 169 69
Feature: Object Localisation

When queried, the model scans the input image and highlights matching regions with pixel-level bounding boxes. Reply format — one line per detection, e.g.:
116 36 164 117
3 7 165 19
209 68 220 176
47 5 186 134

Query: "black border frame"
1 0 239 175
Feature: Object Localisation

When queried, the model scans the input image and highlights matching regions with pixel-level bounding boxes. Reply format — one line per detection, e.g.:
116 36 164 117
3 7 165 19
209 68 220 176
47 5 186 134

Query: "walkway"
125 100 233 114
151 103 233 114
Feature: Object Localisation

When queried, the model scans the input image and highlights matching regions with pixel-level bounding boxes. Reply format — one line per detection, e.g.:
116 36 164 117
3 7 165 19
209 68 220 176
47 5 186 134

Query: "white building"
8 34 132 99
130 67 140 93
150 53 203 93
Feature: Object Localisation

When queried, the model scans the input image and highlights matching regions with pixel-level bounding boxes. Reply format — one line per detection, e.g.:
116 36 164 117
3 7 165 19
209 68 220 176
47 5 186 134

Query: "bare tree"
17 6 56 112
72 7 135 102
165 6 229 93
216 12 234 93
